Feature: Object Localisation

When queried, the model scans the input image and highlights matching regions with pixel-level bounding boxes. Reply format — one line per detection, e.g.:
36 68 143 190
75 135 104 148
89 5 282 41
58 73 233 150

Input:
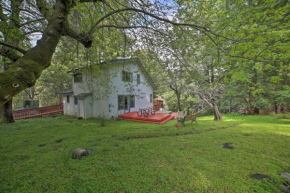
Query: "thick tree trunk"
212 105 222 121
0 1 70 107
203 98 222 121
0 99 14 123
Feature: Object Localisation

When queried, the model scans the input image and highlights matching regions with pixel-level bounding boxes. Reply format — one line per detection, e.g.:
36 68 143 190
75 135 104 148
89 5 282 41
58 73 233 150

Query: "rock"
279 184 290 193
72 148 88 159
281 172 290 182
250 173 270 180
223 143 234 149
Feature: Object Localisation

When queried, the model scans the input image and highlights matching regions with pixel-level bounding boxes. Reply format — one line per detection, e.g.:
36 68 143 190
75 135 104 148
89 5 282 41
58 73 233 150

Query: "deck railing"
13 104 63 120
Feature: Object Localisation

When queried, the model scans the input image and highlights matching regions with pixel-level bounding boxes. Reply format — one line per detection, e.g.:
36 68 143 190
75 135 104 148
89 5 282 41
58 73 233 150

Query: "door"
123 95 130 114
79 100 85 118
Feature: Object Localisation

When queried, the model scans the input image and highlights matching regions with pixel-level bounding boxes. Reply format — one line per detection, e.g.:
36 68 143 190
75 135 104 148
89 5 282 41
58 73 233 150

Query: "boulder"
281 172 290 182
72 148 88 159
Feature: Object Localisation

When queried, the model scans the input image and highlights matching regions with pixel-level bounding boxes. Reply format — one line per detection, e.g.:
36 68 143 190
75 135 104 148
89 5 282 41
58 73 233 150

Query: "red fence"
13 104 63 120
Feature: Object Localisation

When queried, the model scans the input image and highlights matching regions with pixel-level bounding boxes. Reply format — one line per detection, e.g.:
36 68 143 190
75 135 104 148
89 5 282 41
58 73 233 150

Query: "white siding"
64 60 154 119
107 62 153 117
63 95 78 117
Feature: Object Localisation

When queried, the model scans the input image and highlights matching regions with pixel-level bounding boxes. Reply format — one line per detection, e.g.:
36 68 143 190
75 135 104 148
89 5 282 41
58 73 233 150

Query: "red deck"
120 111 177 124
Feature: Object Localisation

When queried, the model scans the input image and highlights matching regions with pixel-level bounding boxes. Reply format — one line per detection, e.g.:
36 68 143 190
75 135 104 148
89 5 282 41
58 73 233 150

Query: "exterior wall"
84 96 93 119
66 60 154 119
107 62 154 118
92 99 110 118
63 95 78 117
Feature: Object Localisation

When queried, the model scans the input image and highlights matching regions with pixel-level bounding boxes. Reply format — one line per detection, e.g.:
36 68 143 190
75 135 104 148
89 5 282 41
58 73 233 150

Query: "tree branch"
36 0 51 19
0 47 22 62
88 7 232 41
79 0 104 2
20 18 45 27
63 26 93 48
0 41 27 54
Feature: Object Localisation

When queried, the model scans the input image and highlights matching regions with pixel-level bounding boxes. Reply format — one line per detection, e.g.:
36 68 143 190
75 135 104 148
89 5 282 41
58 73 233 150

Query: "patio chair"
147 106 155 115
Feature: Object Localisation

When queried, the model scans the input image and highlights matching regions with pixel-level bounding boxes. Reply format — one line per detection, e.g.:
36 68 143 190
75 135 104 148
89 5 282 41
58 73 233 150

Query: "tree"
0 0 224 123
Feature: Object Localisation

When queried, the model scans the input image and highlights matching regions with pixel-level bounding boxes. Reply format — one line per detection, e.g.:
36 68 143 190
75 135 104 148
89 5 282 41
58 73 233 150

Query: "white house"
56 58 157 119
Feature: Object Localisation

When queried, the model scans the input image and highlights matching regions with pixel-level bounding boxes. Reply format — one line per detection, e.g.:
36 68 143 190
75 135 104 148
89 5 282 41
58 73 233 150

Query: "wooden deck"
13 104 63 120
120 111 177 124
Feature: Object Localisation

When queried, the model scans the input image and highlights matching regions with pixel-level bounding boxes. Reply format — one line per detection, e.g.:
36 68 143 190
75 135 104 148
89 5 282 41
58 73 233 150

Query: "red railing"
13 104 63 120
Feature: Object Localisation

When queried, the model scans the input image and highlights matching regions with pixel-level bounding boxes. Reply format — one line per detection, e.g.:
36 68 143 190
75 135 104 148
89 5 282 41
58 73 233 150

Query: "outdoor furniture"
147 106 155 115
137 108 149 117
177 114 197 126
177 110 187 121
137 107 155 117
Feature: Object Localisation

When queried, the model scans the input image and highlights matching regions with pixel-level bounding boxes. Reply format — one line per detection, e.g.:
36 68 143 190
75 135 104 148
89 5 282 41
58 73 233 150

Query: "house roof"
68 58 157 90
75 93 92 100
55 89 73 95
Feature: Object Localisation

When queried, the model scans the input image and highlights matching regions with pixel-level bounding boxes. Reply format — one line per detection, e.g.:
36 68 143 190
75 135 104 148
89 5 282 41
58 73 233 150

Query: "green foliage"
0 115 290 192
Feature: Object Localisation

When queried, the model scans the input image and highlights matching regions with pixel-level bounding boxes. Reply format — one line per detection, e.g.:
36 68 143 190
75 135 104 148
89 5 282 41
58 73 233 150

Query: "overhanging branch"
88 7 232 41
0 41 27 54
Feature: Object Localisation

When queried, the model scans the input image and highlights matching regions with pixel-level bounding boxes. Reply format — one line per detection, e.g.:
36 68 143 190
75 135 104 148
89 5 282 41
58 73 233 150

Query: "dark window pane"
67 96 70 103
130 95 135 108
74 97 78 105
74 73 82 83
150 94 153 103
122 71 132 82
137 74 140 85
118 95 124 110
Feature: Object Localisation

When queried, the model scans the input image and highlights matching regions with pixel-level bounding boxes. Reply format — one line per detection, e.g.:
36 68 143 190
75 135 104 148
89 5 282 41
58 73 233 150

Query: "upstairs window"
122 70 132 82
150 94 153 103
74 73 82 83
137 74 140 85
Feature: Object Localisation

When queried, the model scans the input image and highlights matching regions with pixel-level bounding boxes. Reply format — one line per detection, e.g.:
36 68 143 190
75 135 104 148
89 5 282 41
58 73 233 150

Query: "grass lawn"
0 114 290 193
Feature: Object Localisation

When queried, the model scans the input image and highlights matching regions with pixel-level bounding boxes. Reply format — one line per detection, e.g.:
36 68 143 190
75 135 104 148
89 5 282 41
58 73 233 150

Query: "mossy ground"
0 114 290 192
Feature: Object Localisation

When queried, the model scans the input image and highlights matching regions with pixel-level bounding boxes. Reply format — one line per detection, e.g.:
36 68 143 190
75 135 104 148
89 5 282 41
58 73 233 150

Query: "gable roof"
109 58 157 90
55 89 73 95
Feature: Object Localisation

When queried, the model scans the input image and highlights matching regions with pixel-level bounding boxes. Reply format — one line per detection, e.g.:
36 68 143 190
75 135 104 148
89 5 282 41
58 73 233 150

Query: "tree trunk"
0 99 14 124
176 93 182 111
203 99 222 121
213 105 222 121
0 1 71 107
245 98 253 115
276 103 281 114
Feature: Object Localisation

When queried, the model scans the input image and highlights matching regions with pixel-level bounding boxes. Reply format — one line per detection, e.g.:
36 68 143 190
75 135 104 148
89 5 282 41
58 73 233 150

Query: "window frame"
118 95 135 110
74 73 82 83
74 97 78 105
122 70 132 82
137 74 140 85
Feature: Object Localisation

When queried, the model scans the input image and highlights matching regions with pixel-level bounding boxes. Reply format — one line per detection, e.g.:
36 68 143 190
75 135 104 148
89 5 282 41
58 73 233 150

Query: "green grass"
0 114 290 193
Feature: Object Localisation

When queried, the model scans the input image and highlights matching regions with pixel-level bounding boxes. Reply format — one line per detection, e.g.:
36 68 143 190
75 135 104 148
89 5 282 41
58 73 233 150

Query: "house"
56 58 157 119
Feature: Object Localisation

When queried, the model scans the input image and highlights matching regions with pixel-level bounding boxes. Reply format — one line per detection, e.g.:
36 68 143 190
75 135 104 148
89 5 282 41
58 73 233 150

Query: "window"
74 73 82 83
130 95 135 108
74 97 78 105
137 74 140 85
67 96 70 103
150 94 153 103
118 95 135 110
118 95 124 110
122 70 132 82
